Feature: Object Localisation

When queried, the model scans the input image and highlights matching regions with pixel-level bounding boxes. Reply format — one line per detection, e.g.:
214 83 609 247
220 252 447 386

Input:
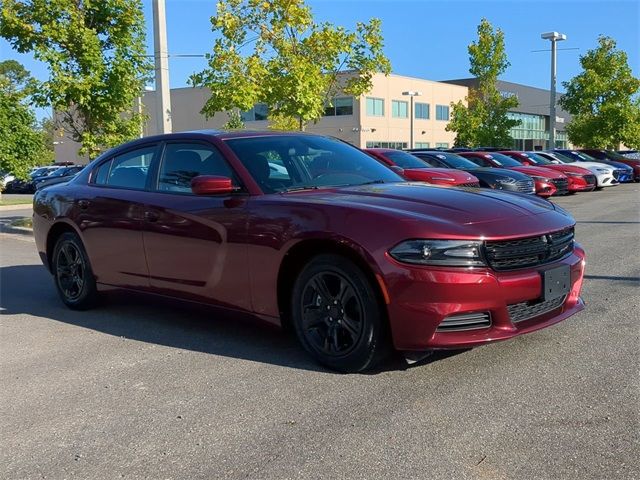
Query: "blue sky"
1 0 638 119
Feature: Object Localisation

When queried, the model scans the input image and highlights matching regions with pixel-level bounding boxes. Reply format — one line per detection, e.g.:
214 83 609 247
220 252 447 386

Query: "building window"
435 142 449 148
324 97 354 116
436 105 450 121
392 100 408 118
366 97 384 117
415 142 430 149
241 103 269 122
415 103 430 119
365 141 407 150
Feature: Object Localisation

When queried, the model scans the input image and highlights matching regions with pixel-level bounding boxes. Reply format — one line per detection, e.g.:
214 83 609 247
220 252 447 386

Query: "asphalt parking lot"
1 184 638 479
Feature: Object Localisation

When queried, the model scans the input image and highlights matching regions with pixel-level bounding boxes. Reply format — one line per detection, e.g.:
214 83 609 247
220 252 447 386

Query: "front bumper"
594 172 619 187
567 175 597 192
383 244 586 351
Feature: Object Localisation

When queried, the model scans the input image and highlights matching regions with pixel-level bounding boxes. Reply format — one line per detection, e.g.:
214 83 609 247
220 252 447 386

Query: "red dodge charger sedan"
33 131 586 372
364 148 480 187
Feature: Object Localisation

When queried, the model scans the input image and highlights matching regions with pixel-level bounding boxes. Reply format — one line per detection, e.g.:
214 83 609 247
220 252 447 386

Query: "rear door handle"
77 200 90 210
144 211 159 223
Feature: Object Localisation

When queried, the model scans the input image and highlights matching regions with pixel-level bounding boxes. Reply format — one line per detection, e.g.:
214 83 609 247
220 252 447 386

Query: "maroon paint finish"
364 148 480 186
460 151 569 197
33 131 585 352
499 151 596 192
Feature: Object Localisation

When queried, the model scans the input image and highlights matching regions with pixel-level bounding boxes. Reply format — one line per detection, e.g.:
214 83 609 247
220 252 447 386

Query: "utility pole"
153 0 172 134
541 32 566 150
402 91 422 149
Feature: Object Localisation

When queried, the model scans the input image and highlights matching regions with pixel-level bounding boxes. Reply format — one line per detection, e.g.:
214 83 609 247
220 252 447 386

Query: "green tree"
222 109 245 130
0 73 53 178
0 59 32 94
560 36 640 149
191 0 391 131
0 0 152 158
446 18 520 147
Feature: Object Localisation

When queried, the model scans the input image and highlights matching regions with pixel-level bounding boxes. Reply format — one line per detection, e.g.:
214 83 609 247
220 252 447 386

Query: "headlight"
595 168 611 173
530 175 551 182
494 177 516 184
564 172 583 177
389 239 485 267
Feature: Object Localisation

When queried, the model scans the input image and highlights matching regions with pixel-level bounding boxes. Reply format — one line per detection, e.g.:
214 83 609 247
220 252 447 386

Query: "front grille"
437 312 491 331
551 178 569 195
512 179 535 193
460 182 480 188
613 169 622 180
583 174 596 185
484 227 574 271
508 295 566 323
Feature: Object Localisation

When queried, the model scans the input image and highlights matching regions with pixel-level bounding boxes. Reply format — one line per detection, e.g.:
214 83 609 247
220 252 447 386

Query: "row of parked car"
2 164 85 194
364 148 640 197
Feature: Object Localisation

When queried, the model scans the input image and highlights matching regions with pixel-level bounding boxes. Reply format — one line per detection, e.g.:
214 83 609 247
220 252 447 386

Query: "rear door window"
93 145 156 190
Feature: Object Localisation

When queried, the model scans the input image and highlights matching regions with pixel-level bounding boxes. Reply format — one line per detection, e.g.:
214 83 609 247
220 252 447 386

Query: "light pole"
541 31 566 150
402 91 422 149
153 0 172 134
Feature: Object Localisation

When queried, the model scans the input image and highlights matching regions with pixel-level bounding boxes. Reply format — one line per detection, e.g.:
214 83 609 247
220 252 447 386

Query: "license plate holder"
542 265 571 301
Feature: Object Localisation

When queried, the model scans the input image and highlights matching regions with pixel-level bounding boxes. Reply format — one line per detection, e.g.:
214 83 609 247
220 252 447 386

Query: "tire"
291 254 389 373
52 231 98 310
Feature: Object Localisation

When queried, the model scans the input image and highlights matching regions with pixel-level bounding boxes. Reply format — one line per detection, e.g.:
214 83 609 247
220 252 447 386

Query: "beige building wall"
54 73 468 163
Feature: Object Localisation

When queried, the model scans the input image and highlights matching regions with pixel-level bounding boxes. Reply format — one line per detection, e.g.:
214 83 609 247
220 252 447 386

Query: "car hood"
404 168 478 183
281 182 567 228
539 164 592 175
560 161 613 171
507 165 567 178
463 167 530 180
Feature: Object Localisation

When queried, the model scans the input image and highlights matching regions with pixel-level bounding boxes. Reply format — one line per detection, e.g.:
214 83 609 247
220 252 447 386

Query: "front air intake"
437 312 491 332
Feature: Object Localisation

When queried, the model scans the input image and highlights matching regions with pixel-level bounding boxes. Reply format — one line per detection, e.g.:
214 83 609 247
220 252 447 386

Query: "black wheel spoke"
56 241 85 302
302 306 326 328
311 276 333 304
341 314 359 339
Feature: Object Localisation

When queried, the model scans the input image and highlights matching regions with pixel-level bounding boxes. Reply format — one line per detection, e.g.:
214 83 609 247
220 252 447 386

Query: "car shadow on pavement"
0 264 465 374
0 264 333 373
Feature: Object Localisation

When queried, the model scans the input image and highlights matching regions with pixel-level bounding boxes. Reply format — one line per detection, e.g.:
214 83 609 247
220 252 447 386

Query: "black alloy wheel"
291 254 389 372
53 232 98 309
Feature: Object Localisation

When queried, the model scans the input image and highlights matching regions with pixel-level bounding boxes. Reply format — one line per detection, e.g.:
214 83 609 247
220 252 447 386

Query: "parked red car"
460 151 570 197
364 148 480 187
33 131 585 372
500 151 596 193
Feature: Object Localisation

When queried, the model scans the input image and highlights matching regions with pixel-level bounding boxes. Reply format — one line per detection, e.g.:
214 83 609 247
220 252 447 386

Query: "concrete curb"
0 224 33 236
0 204 32 211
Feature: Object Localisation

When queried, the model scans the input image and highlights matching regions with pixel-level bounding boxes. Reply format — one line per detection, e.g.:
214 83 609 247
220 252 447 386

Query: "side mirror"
191 175 235 195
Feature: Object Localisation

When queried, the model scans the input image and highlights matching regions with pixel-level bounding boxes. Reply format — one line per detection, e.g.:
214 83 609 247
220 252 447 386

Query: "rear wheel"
291 254 389 372
52 232 98 310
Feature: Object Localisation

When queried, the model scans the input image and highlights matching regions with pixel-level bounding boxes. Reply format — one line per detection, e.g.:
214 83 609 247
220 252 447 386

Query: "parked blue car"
554 150 634 183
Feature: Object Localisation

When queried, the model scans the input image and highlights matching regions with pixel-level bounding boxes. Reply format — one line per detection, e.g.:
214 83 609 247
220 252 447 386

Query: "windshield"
485 153 523 167
224 135 403 193
546 152 576 163
425 152 478 169
383 151 429 169
568 151 598 161
604 150 631 161
522 152 552 165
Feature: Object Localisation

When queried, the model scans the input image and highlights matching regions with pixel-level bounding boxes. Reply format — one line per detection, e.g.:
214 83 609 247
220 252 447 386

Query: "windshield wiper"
280 185 321 193
357 179 386 186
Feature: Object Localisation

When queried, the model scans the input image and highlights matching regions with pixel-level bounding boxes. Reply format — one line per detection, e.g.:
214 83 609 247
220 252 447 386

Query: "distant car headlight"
494 177 516 184
389 239 486 267
530 175 552 183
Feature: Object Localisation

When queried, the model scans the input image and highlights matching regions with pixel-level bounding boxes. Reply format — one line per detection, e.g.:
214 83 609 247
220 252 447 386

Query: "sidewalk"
0 206 33 236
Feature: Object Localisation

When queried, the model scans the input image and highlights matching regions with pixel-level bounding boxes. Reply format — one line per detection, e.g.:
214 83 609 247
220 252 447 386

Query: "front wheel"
291 254 389 372
52 232 98 310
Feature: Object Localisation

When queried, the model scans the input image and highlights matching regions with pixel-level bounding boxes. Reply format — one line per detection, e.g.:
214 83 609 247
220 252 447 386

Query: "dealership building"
54 72 571 163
